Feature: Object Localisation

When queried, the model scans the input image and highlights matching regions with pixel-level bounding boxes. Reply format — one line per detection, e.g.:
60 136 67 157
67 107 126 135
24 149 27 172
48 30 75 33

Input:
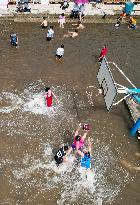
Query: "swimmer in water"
64 29 78 38
72 21 85 29
40 17 48 28
67 123 89 155
44 87 59 113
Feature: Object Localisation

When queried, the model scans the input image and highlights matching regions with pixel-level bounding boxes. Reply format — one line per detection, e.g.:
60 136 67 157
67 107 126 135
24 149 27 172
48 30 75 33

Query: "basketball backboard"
97 58 117 111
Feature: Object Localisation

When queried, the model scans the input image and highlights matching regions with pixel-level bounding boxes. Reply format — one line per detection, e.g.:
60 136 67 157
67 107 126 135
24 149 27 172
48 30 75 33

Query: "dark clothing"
54 147 66 165
56 54 63 59
46 37 52 41
10 34 18 47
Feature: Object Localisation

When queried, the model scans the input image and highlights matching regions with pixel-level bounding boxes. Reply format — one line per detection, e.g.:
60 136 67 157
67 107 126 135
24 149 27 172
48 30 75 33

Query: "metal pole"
107 61 137 89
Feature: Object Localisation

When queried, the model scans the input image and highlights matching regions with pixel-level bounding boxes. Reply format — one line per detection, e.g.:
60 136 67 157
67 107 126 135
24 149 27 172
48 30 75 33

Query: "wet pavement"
0 21 140 205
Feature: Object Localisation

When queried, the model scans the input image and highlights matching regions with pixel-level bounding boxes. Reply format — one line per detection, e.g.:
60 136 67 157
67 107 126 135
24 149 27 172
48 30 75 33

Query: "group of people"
54 123 93 176
43 86 94 175
115 12 137 29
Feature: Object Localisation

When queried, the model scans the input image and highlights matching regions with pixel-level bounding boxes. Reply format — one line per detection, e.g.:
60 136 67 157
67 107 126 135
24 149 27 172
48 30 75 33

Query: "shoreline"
0 13 140 23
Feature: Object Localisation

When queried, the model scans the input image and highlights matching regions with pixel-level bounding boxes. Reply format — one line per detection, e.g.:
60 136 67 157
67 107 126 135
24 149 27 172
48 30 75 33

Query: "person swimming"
54 145 69 166
64 29 78 38
72 21 85 29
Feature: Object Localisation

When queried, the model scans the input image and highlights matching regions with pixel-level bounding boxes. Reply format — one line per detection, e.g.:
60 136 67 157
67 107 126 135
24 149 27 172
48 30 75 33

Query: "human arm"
74 123 82 137
52 92 59 104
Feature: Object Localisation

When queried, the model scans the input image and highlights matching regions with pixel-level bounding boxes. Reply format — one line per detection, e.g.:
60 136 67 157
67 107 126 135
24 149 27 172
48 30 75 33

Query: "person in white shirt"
46 26 54 41
56 44 64 60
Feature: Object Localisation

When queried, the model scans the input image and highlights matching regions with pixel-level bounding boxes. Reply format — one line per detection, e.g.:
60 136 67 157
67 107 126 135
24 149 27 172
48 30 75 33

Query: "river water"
0 21 140 205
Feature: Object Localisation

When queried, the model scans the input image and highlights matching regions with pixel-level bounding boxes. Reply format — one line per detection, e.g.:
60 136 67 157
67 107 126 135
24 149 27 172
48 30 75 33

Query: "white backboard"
97 58 117 111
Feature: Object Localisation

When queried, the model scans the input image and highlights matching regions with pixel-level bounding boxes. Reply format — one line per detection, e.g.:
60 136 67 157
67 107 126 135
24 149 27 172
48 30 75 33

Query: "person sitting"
128 17 137 29
23 2 31 12
60 0 69 11
46 26 54 41
41 17 48 28
10 33 18 47
16 2 24 12
54 145 69 166
64 29 78 38
70 3 80 19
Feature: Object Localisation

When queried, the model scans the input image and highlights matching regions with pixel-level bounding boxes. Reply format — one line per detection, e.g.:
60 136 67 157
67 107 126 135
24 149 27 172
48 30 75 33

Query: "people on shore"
41 17 48 28
98 45 108 62
70 3 80 19
58 13 65 28
10 33 18 47
44 87 59 113
46 26 54 41
79 4 85 21
64 29 78 38
60 0 69 11
56 44 64 61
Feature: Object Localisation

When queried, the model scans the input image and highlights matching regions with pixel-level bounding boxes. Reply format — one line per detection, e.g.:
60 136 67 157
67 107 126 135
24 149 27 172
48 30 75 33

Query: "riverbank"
0 2 140 22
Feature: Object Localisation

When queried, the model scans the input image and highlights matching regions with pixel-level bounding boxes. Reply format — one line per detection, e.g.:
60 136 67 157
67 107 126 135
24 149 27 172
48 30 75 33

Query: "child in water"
56 44 64 61
98 45 108 62
10 33 18 47
64 29 78 38
44 87 59 113
41 17 48 28
58 13 65 28
67 123 89 155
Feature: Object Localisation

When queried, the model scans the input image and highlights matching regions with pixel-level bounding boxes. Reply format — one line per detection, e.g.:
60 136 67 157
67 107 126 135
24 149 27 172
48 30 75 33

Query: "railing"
103 0 140 3
8 0 41 4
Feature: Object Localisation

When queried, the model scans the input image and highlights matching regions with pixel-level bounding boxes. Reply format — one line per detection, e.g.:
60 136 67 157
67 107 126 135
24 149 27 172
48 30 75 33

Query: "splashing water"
0 81 133 205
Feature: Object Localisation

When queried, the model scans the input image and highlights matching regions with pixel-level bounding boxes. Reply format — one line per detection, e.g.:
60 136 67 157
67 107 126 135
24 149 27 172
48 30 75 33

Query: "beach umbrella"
74 0 89 4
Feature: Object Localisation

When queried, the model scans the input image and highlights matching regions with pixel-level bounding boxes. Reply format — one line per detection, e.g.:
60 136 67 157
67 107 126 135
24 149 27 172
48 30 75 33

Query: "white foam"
0 92 23 113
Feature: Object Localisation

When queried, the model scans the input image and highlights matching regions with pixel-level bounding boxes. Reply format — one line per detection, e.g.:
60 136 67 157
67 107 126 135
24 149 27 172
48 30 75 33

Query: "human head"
50 26 53 29
62 13 65 16
64 145 69 151
45 87 50 92
43 17 46 20
75 135 81 141
75 29 78 33
61 44 64 48
84 151 90 158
